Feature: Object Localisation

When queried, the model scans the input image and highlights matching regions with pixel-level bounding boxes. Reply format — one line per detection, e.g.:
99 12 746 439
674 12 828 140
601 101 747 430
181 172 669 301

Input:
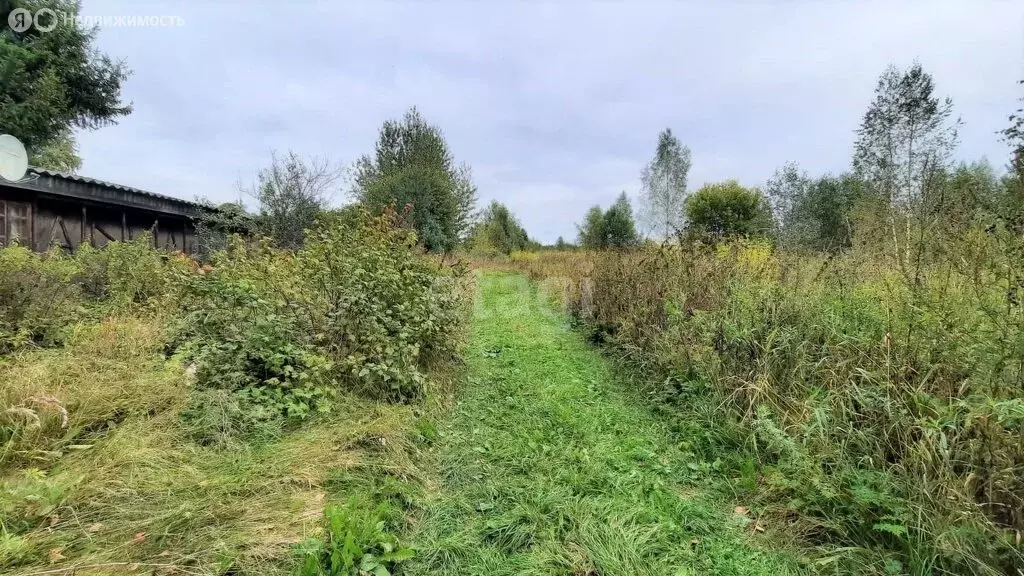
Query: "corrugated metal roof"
28 167 201 208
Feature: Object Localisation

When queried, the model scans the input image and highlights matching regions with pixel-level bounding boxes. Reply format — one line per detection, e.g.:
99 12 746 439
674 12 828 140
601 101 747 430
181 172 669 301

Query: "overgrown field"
507 233 1024 575
0 208 471 575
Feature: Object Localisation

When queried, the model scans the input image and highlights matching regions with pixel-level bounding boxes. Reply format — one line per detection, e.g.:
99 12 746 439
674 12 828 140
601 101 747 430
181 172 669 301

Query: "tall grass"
509 232 1024 575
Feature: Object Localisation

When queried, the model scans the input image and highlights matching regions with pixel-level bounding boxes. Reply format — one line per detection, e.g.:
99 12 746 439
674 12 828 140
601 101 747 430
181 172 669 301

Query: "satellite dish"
0 134 29 182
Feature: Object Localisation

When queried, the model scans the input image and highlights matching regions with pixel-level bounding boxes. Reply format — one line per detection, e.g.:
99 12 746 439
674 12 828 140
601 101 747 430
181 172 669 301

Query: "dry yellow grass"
1 316 184 469
1 316 435 575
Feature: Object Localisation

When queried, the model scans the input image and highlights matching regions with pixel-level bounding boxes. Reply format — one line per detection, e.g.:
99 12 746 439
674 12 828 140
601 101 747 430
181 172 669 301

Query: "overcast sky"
75 1 1024 243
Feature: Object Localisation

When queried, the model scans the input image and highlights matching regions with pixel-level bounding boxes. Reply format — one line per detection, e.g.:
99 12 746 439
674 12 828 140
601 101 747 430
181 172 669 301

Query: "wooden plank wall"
0 187 194 253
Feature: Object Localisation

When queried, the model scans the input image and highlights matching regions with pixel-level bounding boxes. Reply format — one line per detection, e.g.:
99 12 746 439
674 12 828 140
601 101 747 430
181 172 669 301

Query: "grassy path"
406 272 802 575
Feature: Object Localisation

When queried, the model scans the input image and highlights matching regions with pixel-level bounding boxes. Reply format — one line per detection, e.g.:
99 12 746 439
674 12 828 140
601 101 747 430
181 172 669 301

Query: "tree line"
6 1 1022 263
571 126 776 250
573 62 1023 260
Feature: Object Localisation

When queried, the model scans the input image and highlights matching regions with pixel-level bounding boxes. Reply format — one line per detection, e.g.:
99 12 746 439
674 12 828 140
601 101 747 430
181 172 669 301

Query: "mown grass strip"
407 271 802 575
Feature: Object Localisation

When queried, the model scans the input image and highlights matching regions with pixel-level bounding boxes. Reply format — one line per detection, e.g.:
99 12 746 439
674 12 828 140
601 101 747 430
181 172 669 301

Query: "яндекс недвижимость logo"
7 7 184 33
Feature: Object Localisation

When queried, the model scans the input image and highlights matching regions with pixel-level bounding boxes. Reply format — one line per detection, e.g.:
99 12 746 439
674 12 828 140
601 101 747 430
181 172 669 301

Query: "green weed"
294 497 414 576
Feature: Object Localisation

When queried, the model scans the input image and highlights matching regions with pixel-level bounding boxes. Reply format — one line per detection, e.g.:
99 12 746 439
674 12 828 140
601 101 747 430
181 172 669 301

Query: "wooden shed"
0 168 200 253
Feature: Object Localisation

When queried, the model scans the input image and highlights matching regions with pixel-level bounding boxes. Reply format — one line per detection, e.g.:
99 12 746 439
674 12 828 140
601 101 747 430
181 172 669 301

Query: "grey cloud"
74 1 1024 243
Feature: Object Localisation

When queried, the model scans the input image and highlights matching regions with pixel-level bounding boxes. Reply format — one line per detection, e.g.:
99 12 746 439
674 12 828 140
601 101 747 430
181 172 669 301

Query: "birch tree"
852 63 959 271
638 129 691 238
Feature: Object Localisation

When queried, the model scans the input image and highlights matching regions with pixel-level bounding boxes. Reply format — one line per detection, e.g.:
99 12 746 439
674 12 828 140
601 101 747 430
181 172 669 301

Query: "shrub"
173 207 468 429
172 237 337 425
0 237 193 354
298 207 465 401
73 234 191 309
192 201 258 262
0 246 80 352
685 180 773 239
178 388 283 447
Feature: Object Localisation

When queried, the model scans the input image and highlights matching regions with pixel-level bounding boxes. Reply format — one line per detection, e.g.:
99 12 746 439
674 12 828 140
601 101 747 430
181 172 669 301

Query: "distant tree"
927 161 1004 232
244 151 341 249
1000 80 1024 180
803 175 862 251
468 201 531 255
575 194 639 250
28 129 81 172
354 108 477 252
686 181 771 239
603 192 639 248
638 128 691 237
193 200 257 261
767 163 860 252
577 205 606 249
0 0 132 171
853 63 958 208
362 166 456 250
554 236 568 250
852 63 959 267
765 162 807 230
1000 80 1024 228
452 164 478 242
